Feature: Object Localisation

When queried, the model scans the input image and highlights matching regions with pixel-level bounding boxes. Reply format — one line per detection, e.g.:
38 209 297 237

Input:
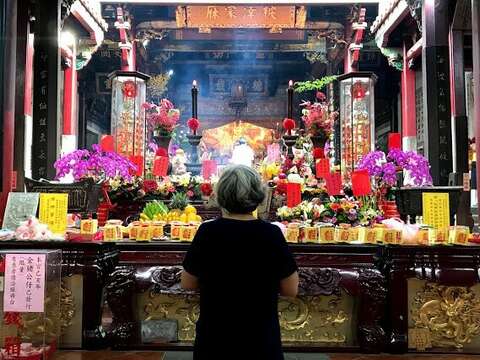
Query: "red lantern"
352 81 366 100
122 80 137 98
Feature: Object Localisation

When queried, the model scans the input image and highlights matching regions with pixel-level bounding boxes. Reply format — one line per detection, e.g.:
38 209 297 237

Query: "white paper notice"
3 254 46 312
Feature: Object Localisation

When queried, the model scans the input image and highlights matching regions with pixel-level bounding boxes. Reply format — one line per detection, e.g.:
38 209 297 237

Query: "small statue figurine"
172 148 187 175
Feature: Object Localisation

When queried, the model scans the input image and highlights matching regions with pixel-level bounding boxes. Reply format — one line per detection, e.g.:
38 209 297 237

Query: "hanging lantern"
122 80 137 98
108 71 150 175
351 80 366 100
337 72 377 182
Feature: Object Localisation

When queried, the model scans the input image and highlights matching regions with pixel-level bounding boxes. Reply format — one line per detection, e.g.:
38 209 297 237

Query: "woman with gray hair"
182 165 298 360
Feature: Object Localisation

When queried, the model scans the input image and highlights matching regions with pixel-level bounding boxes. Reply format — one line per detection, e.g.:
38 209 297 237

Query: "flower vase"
311 135 327 159
153 132 172 151
310 135 327 149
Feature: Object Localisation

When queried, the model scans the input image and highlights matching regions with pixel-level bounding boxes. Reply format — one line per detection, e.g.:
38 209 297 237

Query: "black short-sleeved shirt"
183 218 297 360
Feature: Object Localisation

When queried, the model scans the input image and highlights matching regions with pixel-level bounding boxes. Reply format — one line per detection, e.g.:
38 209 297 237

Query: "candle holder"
283 134 298 160
186 134 203 175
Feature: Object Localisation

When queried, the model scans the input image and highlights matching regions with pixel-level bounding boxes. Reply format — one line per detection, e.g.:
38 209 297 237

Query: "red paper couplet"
286 183 302 208
202 160 217 180
100 135 115 152
315 159 330 179
388 132 401 150
153 156 169 177
351 169 372 196
129 155 144 177
325 172 342 196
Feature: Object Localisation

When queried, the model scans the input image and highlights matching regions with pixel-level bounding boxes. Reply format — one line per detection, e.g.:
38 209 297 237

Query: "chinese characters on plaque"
177 5 306 31
3 254 46 313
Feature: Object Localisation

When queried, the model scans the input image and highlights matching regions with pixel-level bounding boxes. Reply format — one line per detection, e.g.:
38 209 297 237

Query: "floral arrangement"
356 149 432 188
300 95 338 139
276 197 382 226
258 161 281 181
54 144 137 182
143 98 180 136
108 173 217 203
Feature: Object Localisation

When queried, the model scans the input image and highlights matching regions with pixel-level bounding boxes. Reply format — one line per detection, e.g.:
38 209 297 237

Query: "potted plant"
143 98 180 151
54 144 137 224
355 149 463 222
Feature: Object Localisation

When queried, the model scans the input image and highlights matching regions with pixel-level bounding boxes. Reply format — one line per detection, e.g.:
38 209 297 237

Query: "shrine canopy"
202 121 275 159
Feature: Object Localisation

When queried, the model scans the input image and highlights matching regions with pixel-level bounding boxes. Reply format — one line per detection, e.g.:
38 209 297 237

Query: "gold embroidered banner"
176 5 306 32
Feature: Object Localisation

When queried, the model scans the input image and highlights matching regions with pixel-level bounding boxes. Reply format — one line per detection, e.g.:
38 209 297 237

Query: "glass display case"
0 249 61 359
109 71 150 166
337 72 377 182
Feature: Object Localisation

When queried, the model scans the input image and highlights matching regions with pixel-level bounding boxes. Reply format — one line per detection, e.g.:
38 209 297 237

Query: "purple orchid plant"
54 144 137 182
357 149 432 188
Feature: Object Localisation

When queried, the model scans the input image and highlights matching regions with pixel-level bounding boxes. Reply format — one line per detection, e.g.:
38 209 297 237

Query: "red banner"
129 155 144 177
286 183 301 208
315 159 330 179
325 172 342 196
352 169 372 196
388 132 401 150
153 156 169 177
202 160 217 180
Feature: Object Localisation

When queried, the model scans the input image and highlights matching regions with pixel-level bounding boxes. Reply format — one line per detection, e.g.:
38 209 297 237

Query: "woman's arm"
181 269 199 290
280 271 299 297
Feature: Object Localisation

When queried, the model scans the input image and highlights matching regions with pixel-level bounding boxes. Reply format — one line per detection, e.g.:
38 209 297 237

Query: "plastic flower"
143 179 159 193
200 183 213 196
300 100 338 139
143 99 180 136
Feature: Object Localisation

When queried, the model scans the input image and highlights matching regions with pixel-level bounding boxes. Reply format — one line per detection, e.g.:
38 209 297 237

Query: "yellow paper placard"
39 193 68 235
422 193 450 229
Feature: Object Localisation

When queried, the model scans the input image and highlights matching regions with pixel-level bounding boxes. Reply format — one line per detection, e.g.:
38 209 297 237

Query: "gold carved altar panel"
59 275 82 348
176 6 306 33
408 279 480 351
138 289 354 345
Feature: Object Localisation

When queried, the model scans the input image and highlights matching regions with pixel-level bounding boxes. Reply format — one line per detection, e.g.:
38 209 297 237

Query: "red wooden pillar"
401 42 416 151
62 45 76 136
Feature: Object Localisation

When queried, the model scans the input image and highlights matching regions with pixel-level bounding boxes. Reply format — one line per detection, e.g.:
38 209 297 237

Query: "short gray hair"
215 165 266 214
